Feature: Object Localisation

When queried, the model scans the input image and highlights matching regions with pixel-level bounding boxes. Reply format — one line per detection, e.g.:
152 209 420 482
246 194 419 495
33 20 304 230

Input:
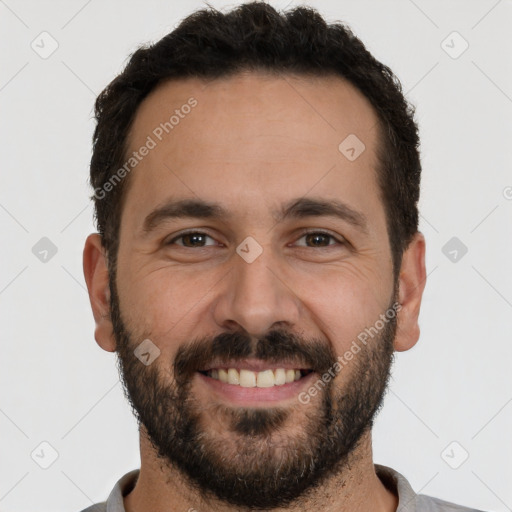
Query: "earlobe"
83 233 116 352
393 232 427 352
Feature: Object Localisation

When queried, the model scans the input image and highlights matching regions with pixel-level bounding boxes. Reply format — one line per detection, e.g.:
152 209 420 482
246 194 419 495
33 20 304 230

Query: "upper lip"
198 358 311 373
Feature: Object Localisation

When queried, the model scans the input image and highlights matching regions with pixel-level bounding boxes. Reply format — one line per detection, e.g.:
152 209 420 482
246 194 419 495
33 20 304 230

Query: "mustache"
173 329 337 383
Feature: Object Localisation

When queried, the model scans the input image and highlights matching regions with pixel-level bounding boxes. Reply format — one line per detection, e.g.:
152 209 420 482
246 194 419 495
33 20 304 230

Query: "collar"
104 464 418 511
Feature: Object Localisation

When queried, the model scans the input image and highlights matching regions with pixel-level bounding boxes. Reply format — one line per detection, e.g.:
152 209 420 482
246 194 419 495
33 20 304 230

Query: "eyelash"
166 229 345 249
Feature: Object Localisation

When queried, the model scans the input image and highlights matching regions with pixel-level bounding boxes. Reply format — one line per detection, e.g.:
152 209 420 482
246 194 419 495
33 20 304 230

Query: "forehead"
129 72 379 153
121 71 384 235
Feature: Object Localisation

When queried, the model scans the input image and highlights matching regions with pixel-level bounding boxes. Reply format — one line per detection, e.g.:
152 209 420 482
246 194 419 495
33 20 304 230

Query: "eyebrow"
142 196 369 235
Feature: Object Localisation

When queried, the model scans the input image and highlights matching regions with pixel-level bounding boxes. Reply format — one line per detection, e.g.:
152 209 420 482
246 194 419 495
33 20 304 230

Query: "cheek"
116 244 393 358
117 264 220 340
290 262 391 352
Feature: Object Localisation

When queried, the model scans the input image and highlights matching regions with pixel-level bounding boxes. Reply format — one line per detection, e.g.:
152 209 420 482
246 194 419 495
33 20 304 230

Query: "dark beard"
110 276 397 509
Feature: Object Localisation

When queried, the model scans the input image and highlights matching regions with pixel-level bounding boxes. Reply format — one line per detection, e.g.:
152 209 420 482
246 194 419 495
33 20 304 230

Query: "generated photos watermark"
298 301 402 404
94 97 198 200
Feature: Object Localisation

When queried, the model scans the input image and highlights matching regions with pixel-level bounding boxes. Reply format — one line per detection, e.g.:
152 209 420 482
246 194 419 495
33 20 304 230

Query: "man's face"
111 72 398 507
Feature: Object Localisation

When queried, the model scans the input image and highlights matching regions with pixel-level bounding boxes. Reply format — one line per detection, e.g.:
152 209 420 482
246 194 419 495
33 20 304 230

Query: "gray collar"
103 464 418 511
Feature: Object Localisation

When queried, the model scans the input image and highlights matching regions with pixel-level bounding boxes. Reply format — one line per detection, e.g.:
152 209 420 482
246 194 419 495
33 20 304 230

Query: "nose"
211 246 302 339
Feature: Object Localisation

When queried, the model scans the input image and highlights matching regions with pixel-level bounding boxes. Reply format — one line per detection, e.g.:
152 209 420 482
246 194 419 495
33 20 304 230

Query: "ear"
393 231 426 352
83 233 116 352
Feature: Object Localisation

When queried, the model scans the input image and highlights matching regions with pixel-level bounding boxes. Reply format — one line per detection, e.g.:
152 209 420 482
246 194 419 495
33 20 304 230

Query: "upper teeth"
207 368 302 387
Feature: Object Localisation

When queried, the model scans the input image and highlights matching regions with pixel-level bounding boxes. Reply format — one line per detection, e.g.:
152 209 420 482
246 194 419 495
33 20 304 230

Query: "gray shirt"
78 464 485 512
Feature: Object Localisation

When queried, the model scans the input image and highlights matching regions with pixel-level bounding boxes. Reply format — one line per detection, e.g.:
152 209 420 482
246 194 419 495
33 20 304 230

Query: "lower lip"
196 371 316 405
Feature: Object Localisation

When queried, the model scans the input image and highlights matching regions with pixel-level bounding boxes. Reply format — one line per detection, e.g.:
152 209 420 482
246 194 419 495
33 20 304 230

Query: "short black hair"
90 1 421 279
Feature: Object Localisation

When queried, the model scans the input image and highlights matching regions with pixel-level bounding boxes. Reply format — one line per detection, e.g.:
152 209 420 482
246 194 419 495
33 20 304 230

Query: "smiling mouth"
198 368 313 388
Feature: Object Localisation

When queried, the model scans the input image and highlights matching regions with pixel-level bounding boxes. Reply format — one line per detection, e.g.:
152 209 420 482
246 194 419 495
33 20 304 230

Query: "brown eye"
168 231 216 248
295 231 343 248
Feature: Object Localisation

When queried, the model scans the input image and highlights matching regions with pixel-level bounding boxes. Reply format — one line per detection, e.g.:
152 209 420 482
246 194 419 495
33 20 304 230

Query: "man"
81 2 483 511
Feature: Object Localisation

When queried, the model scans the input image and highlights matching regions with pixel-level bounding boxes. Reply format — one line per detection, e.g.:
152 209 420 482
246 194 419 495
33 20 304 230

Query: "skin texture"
83 72 426 512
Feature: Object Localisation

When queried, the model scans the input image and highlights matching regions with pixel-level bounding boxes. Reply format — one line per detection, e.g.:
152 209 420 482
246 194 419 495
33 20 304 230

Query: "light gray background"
1 1 511 511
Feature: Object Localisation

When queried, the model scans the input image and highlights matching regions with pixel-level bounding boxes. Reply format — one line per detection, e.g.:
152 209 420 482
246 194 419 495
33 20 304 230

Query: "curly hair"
90 1 421 279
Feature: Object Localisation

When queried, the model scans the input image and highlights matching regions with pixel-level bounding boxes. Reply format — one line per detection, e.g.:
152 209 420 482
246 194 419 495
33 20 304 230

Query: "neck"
124 428 398 512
